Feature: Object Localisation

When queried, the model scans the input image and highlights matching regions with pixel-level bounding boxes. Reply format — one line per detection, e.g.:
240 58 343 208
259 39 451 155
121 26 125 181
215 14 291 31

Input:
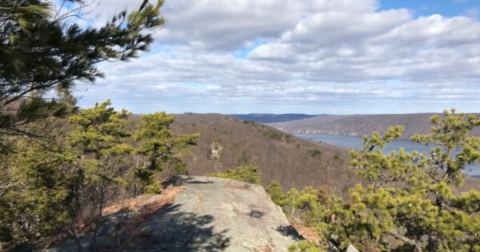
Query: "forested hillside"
231 114 320 123
168 114 357 194
272 113 480 138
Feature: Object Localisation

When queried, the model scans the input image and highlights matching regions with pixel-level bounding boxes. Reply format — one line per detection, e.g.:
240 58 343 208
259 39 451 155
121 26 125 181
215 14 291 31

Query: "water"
295 133 480 176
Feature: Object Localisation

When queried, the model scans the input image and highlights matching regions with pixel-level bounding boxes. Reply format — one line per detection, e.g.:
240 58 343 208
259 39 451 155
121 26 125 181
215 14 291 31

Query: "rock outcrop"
44 176 301 252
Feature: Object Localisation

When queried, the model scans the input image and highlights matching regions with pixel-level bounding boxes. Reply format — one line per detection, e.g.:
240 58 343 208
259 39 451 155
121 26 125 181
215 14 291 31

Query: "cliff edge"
45 176 301 252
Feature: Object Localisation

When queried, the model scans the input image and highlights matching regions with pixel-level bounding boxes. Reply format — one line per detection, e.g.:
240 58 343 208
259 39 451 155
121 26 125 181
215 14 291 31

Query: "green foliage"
243 120 256 126
134 112 199 192
68 100 133 155
65 100 137 249
0 0 165 150
331 110 480 251
0 139 72 244
265 180 340 245
0 0 188 248
262 129 294 142
285 133 293 143
143 181 163 194
237 149 249 165
169 157 190 176
269 110 480 252
0 100 199 248
308 149 323 158
289 240 325 252
333 152 342 162
67 100 133 194
209 165 262 185
263 129 284 140
285 186 341 230
266 180 287 206
266 181 337 252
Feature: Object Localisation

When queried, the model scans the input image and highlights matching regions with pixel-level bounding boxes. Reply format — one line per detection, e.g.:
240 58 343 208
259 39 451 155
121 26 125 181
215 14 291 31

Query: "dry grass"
224 181 250 191
102 186 184 216
291 222 321 245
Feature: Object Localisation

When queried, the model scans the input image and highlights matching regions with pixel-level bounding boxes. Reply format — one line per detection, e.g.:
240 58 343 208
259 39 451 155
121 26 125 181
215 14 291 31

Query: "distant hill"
271 113 480 139
230 113 321 123
170 113 358 196
130 113 479 195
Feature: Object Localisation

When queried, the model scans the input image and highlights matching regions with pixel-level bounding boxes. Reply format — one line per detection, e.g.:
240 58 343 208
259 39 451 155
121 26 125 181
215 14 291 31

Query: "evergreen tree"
274 110 480 252
134 112 199 193
209 165 262 185
0 0 165 149
0 119 75 247
0 101 200 250
66 100 134 251
328 110 480 251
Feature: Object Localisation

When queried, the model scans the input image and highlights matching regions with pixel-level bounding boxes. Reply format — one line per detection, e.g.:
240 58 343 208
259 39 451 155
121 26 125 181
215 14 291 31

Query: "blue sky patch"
380 0 479 18
233 38 270 59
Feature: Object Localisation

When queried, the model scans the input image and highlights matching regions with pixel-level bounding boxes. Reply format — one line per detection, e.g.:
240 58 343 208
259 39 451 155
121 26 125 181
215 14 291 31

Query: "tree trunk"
90 184 106 252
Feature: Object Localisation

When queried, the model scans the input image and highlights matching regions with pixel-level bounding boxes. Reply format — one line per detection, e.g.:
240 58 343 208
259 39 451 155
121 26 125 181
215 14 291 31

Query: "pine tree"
0 0 165 150
0 121 74 247
328 110 480 251
0 101 201 250
279 110 480 252
66 100 134 251
134 112 199 193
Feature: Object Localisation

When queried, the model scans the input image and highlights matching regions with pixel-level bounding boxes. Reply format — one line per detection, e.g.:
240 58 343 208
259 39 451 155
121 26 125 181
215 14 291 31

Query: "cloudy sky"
72 0 480 114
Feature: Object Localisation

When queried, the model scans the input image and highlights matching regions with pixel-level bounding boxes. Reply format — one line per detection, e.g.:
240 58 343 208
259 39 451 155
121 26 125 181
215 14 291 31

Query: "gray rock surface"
44 176 302 252
345 244 360 252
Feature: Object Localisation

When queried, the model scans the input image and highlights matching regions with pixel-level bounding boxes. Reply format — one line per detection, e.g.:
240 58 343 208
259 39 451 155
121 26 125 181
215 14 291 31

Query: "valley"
169 113 358 196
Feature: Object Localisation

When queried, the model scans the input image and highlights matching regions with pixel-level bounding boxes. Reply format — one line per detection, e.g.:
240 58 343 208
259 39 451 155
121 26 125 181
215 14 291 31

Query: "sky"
68 0 480 114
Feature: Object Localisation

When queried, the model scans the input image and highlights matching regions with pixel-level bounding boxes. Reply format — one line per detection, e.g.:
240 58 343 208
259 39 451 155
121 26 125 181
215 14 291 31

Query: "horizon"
71 0 480 114
169 111 480 116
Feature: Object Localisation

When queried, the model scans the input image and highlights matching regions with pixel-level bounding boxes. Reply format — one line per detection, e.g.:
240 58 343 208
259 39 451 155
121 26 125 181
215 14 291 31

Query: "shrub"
266 180 287 207
209 165 262 185
333 152 342 162
263 129 284 140
289 240 324 252
308 149 323 158
290 110 480 252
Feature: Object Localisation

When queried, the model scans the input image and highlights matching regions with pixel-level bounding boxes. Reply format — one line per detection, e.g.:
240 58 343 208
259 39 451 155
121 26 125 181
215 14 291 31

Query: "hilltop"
169 113 358 195
271 113 480 138
230 113 321 123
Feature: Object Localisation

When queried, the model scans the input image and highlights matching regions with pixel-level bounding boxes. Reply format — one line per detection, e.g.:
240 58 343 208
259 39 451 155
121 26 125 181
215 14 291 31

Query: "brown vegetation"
224 181 251 190
167 113 358 197
102 187 184 216
291 222 321 245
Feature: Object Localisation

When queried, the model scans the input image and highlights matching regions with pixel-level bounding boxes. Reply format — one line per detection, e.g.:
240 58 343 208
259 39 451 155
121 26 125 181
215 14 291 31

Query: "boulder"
44 176 301 252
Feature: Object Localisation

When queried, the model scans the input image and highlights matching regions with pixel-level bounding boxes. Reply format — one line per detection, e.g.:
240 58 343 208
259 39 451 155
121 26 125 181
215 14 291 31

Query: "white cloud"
71 0 480 114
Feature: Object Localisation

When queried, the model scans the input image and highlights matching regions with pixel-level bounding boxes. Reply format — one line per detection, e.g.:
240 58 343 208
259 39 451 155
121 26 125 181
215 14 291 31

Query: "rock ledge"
46 176 301 252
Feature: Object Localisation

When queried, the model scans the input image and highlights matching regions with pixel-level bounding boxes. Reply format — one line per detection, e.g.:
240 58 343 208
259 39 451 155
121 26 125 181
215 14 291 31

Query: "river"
295 133 480 176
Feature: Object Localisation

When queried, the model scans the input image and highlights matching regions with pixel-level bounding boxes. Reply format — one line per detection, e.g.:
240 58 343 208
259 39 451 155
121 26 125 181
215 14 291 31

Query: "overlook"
2 0 480 252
